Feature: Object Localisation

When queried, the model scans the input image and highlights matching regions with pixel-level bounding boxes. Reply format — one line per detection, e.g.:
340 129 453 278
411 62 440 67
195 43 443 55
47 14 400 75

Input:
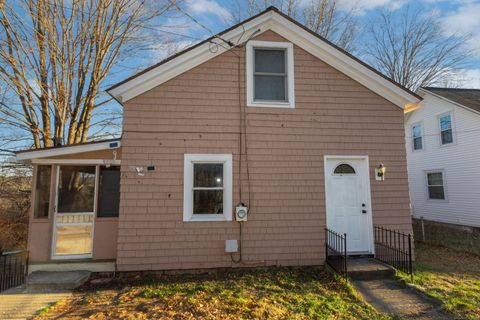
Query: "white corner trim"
183 154 233 222
108 11 419 108
246 40 295 108
16 140 121 162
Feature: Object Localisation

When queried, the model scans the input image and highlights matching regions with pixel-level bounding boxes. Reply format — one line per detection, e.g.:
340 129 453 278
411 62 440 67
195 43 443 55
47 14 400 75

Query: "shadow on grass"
35 267 393 320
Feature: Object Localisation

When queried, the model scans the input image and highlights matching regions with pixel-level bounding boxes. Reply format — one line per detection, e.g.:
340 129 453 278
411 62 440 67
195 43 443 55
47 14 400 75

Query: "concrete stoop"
26 271 91 291
347 258 395 281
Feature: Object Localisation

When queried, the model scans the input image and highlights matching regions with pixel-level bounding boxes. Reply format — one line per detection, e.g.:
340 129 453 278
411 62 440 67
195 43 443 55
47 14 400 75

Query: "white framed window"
411 122 423 151
438 112 453 145
183 154 232 222
425 170 446 200
246 40 295 108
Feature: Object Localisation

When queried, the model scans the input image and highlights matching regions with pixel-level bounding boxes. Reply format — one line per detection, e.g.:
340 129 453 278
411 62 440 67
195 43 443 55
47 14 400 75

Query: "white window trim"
411 121 424 152
246 40 295 108
425 169 447 201
437 111 455 146
183 154 233 222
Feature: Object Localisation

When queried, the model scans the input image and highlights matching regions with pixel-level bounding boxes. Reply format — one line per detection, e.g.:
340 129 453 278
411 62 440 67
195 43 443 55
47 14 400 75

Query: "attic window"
246 41 295 108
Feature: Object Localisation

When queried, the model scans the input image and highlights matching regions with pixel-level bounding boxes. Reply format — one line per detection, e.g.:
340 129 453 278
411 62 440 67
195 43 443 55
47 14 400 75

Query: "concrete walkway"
0 271 90 319
354 279 453 320
0 287 71 320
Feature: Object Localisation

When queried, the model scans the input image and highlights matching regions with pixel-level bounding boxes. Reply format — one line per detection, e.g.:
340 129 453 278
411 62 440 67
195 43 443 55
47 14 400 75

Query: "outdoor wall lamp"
375 163 386 181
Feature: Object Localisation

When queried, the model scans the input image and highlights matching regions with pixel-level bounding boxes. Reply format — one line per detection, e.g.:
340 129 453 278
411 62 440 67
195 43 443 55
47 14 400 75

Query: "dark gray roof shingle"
423 87 480 113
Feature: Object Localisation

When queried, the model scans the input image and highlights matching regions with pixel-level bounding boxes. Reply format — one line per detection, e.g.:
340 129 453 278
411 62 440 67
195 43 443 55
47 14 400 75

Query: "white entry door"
52 165 97 259
324 156 373 254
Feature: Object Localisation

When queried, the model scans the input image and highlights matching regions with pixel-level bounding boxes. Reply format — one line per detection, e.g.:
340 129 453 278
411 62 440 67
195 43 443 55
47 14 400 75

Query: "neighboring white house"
405 87 480 228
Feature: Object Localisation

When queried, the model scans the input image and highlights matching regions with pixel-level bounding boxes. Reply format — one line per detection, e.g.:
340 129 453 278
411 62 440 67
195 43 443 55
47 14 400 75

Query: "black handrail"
325 228 347 278
0 250 28 292
374 226 413 277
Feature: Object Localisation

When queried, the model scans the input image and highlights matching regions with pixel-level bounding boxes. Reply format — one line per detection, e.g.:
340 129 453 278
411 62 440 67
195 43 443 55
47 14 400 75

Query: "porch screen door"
52 165 97 259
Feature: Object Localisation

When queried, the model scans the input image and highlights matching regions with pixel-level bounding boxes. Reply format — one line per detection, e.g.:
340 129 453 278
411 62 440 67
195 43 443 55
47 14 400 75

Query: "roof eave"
108 8 421 108
15 139 121 163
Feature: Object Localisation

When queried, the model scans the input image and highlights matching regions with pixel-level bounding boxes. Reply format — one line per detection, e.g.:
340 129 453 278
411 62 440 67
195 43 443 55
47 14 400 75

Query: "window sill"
247 101 294 109
184 214 231 222
439 142 455 148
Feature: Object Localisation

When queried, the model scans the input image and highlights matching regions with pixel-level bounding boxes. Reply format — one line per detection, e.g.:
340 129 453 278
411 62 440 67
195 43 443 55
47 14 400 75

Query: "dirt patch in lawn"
34 267 391 320
399 242 480 320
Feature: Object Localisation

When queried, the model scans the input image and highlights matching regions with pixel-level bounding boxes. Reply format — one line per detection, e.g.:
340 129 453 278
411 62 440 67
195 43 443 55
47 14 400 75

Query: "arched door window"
333 163 356 175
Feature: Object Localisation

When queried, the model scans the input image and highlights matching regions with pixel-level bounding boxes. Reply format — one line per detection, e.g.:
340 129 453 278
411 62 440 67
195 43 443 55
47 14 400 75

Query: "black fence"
374 226 413 276
0 250 28 292
325 228 347 278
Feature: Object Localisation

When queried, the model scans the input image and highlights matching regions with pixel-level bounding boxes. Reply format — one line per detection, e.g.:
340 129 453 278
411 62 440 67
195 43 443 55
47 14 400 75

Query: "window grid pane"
413 137 423 150
441 129 453 144
254 49 285 73
427 172 445 199
192 163 224 215
194 163 223 188
253 48 288 102
440 115 452 131
440 115 453 144
58 166 96 213
98 166 121 218
427 172 443 186
254 75 287 101
428 186 445 199
193 190 223 214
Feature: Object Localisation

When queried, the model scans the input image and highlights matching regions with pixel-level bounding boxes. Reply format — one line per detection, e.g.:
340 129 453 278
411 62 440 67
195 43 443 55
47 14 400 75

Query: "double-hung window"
439 113 453 145
412 123 423 150
426 171 446 200
246 41 294 108
183 154 232 221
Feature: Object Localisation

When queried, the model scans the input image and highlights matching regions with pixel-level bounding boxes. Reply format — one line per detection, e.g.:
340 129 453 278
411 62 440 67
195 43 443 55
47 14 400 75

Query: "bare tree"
230 0 357 51
0 0 175 149
364 7 472 90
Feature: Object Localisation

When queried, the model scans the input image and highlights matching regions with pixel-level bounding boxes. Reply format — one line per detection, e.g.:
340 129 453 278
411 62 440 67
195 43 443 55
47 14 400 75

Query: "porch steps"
26 271 91 291
347 258 395 281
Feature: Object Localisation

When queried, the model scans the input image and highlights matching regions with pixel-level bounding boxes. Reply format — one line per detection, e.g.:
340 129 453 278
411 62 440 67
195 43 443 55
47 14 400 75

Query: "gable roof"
108 6 421 109
421 87 480 114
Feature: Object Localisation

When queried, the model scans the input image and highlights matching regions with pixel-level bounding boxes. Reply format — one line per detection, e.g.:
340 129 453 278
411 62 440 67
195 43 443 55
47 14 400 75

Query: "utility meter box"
235 205 248 222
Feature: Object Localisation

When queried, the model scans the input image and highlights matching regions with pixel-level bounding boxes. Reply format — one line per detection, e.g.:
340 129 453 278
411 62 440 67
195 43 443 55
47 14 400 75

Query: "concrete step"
26 271 91 291
347 258 395 281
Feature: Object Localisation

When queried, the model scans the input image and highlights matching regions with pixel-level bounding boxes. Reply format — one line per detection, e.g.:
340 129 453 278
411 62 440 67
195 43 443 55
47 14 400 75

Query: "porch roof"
15 138 121 163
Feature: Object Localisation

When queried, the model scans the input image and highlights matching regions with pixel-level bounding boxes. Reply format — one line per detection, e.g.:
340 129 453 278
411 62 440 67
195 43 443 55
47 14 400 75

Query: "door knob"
362 210 367 214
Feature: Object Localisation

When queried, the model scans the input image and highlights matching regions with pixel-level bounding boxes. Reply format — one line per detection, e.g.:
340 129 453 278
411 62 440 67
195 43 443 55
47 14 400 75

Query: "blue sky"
111 0 479 89
2 0 480 152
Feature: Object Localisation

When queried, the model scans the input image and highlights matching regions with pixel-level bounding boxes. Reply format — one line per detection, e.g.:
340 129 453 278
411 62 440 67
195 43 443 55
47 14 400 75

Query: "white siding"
405 91 480 227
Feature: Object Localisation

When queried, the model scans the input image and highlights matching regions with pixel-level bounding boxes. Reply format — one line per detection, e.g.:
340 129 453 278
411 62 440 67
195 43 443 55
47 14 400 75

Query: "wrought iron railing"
0 250 28 292
325 228 347 278
374 226 413 276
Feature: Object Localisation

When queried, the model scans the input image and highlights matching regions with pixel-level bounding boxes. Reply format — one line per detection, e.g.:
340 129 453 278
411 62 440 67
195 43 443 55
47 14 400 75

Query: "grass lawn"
398 242 480 320
34 267 392 320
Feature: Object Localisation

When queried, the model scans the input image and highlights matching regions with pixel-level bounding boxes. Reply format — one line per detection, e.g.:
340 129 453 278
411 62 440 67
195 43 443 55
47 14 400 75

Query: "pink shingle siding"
117 31 412 271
